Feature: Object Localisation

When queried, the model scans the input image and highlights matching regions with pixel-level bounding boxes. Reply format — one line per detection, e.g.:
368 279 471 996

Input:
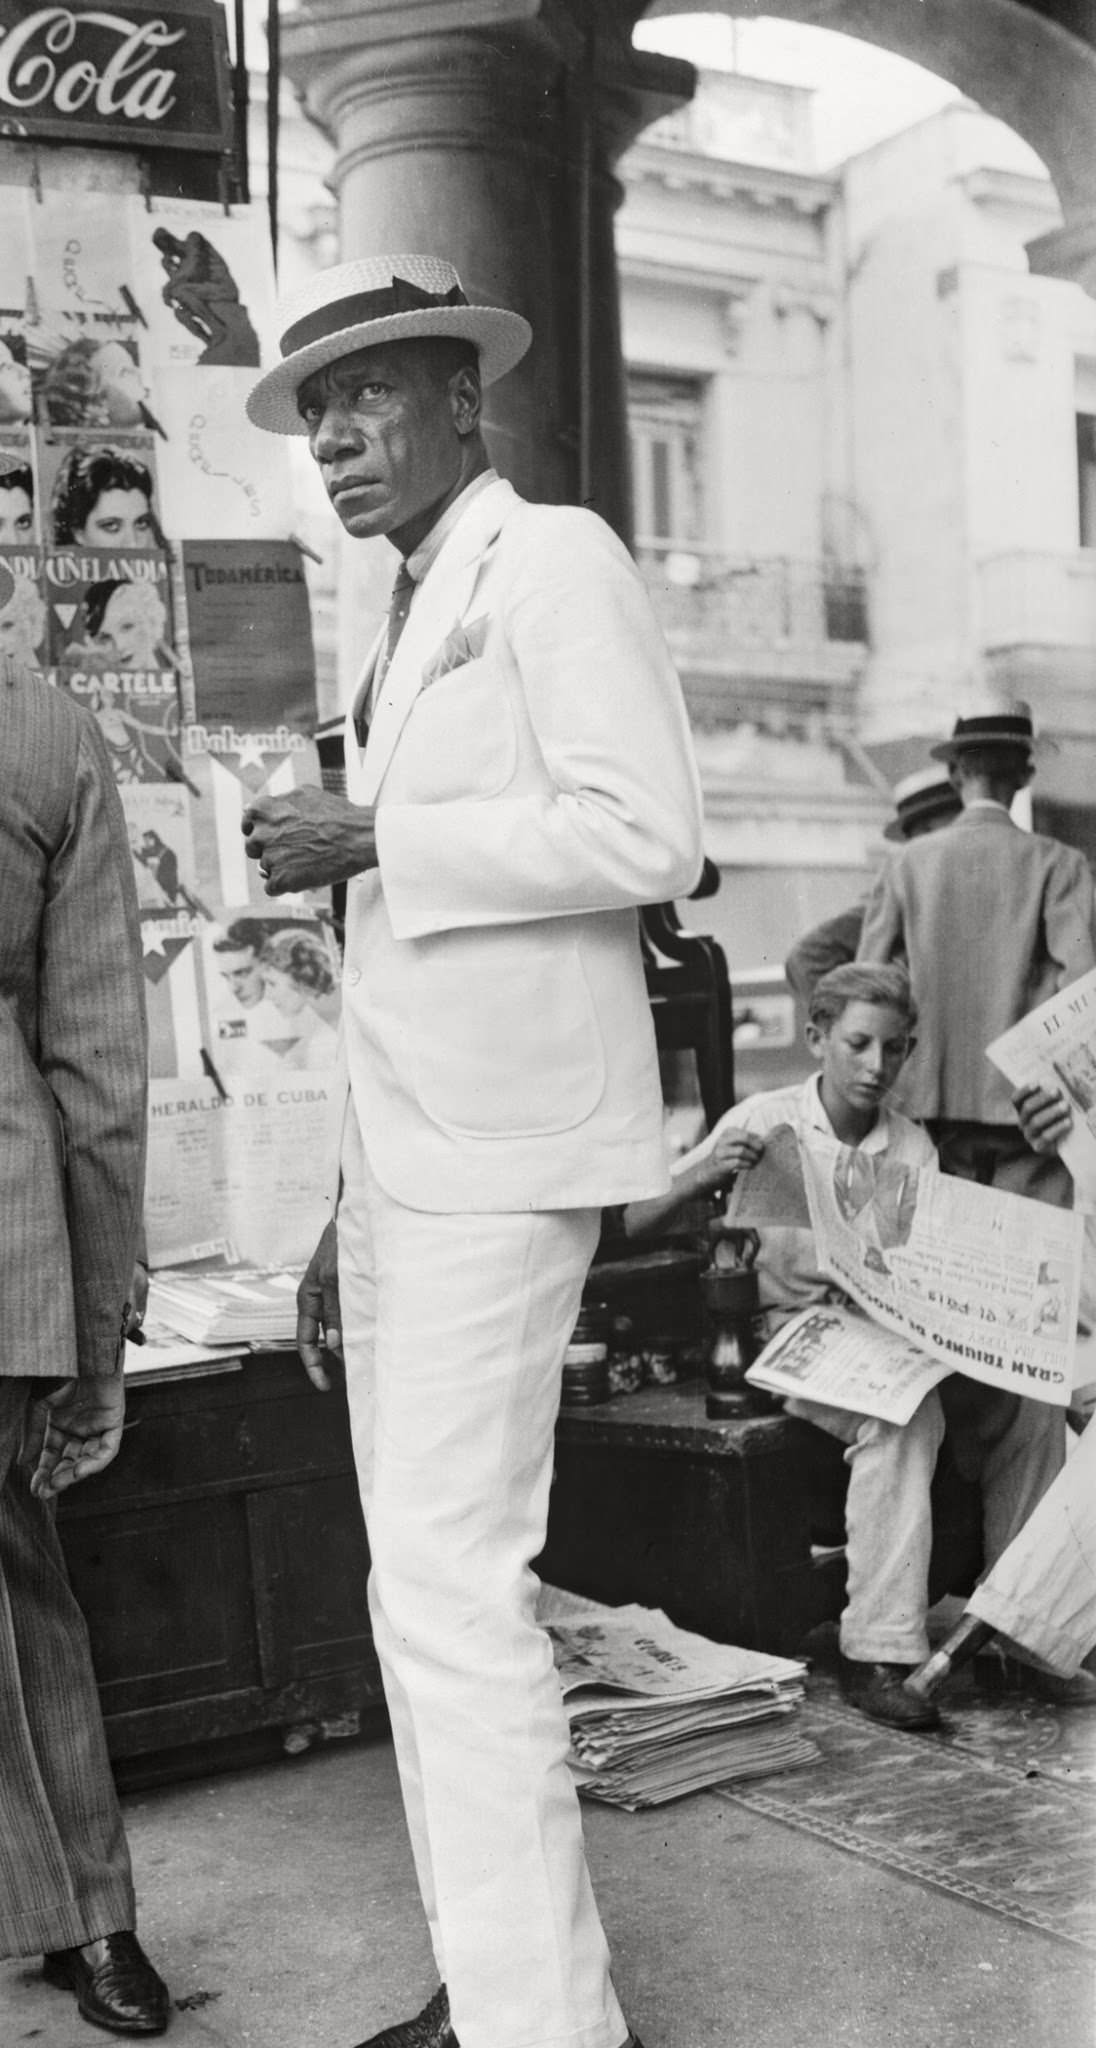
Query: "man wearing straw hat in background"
857 699 1096 1204
784 763 961 1004
238 255 704 2048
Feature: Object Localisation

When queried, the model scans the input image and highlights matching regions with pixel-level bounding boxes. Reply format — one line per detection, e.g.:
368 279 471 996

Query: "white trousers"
969 1421 1096 1676
337 1115 627 2048
788 1383 1065 1665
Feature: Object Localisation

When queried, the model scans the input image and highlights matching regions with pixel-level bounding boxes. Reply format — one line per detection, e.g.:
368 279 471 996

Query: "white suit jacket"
333 476 704 1213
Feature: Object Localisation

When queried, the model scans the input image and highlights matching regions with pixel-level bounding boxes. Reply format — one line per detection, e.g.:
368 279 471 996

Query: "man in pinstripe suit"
0 652 170 2035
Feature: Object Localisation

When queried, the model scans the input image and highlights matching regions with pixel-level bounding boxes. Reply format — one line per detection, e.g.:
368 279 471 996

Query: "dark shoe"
43 1931 169 2036
838 1656 941 1731
1029 1665 1096 1707
354 1985 457 2048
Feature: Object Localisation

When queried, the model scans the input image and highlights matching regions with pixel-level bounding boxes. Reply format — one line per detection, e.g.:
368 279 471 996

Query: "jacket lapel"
344 622 385 803
355 478 515 807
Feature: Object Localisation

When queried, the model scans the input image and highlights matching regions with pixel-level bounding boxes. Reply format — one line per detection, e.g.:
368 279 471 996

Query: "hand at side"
26 1375 126 1499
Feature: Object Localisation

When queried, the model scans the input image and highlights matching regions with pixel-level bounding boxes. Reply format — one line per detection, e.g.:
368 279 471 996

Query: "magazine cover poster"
47 550 186 785
121 782 209 919
182 729 326 913
141 908 208 1080
180 539 318 731
145 1076 336 1270
0 437 40 544
0 187 33 434
25 193 163 438
200 908 341 1085
0 548 47 680
154 369 295 539
36 434 166 550
129 198 279 372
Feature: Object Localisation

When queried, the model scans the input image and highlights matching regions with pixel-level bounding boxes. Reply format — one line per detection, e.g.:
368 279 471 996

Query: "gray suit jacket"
857 805 1096 1123
1 675 148 1377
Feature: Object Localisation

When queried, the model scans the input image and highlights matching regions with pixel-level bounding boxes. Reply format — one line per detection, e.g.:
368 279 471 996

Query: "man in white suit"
241 257 704 2048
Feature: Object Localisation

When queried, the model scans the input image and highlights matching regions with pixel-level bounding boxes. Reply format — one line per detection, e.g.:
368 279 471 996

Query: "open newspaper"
723 1122 1081 1408
746 1304 950 1424
539 1587 818 1809
986 965 1096 1202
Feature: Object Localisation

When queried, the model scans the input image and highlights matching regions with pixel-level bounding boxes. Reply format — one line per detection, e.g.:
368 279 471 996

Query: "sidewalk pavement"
3 1670 1094 2048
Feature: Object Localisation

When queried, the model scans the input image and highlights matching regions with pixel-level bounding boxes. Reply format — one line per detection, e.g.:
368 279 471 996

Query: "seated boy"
625 963 1065 1732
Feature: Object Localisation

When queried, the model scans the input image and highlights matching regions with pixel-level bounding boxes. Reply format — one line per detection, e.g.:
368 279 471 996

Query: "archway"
641 0 1096 286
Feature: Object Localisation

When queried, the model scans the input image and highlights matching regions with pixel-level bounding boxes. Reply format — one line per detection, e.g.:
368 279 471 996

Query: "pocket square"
422 614 490 687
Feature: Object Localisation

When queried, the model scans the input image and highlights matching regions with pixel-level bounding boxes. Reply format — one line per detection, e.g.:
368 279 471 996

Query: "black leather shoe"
351 1985 646 2048
838 1655 941 1731
354 1984 458 2048
43 1930 170 2036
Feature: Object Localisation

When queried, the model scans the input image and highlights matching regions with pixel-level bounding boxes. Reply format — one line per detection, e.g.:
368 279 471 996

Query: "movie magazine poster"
0 187 32 439
46 547 186 784
200 908 341 1083
122 781 208 918
0 545 47 679
25 193 160 441
129 197 279 371
181 539 318 731
0 439 39 544
182 727 329 914
152 365 295 538
143 907 341 1268
36 430 166 550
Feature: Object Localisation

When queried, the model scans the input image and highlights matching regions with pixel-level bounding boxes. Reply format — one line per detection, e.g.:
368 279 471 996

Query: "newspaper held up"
799 1138 1081 1408
986 964 1096 1206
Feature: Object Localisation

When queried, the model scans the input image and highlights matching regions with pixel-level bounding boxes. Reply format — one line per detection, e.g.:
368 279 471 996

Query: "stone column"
1027 215 1096 302
281 0 693 537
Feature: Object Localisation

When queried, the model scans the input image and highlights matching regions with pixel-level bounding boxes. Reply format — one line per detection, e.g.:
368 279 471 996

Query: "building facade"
617 74 1096 971
265 57 1096 973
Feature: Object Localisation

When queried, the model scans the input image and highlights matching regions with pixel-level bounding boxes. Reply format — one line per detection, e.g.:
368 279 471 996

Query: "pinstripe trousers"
0 1381 135 1958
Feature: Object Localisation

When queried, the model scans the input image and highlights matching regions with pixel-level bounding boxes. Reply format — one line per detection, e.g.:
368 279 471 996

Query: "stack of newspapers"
150 1267 300 1346
540 1589 818 1810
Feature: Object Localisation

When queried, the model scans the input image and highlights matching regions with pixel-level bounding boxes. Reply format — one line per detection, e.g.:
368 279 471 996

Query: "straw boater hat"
246 255 533 436
882 765 962 841
928 698 1038 765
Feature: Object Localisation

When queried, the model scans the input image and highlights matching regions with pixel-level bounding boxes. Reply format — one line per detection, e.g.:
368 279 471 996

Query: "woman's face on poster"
262 962 308 1016
0 341 31 423
93 583 163 668
0 484 33 542
93 341 148 427
75 485 155 549
0 590 43 662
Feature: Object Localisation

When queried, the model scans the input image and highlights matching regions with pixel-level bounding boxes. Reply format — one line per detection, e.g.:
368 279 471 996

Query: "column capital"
1027 213 1096 300
281 0 693 171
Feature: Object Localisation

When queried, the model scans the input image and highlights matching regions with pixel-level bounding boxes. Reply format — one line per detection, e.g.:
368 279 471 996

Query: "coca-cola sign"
0 1 231 152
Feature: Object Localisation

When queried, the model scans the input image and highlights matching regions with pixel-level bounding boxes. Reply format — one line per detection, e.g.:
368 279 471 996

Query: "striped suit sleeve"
37 715 149 1375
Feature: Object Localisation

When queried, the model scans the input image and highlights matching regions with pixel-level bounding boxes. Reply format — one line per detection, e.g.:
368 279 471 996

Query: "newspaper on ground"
745 1304 951 1424
149 1267 300 1345
799 1136 1082 1407
538 1587 819 1809
986 966 1096 1204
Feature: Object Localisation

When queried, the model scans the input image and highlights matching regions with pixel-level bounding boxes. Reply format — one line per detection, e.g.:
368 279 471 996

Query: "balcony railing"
635 542 869 654
978 550 1096 651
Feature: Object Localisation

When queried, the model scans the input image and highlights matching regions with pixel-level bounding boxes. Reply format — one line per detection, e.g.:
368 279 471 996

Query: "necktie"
355 561 416 747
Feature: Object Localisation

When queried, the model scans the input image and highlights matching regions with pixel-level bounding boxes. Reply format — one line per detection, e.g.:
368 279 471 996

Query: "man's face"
218 948 264 1007
296 341 472 551
808 999 913 1119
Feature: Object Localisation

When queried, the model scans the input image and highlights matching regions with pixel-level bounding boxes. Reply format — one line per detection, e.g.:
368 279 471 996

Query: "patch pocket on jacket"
409 925 606 1138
